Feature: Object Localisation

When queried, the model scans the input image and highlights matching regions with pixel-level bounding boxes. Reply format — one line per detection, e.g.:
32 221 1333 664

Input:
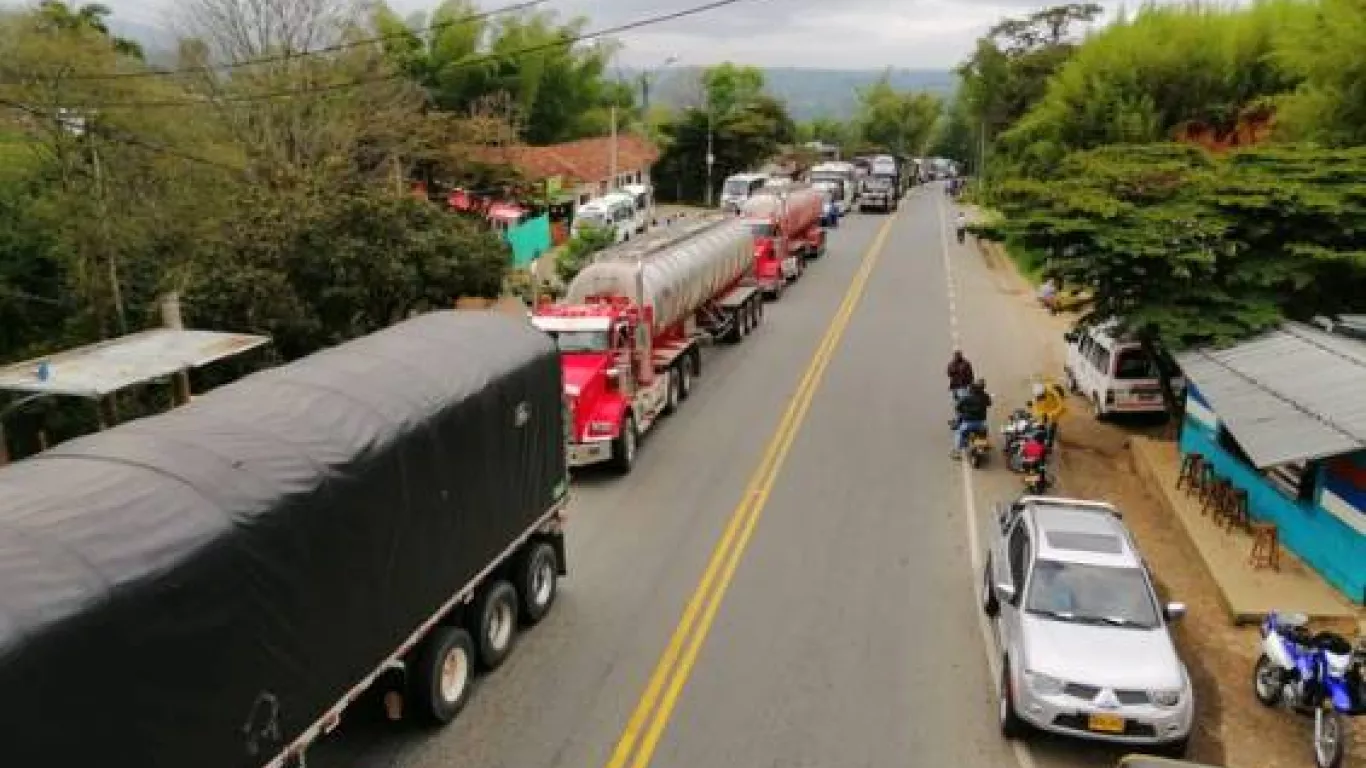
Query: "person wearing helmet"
952 379 993 459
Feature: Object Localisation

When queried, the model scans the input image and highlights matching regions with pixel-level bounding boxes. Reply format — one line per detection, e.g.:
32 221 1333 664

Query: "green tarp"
505 214 552 267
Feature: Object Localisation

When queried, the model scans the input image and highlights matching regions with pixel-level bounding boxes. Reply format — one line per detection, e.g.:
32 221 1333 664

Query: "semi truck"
739 184 827 299
0 311 570 768
531 217 764 473
810 161 859 214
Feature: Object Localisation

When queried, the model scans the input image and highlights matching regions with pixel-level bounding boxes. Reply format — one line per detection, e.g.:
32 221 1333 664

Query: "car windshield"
549 330 610 353
724 180 751 195
868 177 893 188
1026 559 1160 629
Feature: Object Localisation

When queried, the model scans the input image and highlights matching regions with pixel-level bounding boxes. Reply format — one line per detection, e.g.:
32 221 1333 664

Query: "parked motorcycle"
1253 611 1366 768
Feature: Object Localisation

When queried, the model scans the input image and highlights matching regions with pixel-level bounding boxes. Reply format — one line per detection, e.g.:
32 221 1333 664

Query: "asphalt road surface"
316 187 1133 768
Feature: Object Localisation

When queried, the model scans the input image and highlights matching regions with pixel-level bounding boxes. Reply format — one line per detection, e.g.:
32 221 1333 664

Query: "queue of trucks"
0 161 917 768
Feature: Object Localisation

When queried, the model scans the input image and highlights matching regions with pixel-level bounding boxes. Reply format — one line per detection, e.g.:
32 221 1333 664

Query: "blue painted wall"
1179 385 1366 605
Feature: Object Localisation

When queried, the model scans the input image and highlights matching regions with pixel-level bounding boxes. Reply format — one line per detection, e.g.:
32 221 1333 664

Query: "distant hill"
621 66 958 122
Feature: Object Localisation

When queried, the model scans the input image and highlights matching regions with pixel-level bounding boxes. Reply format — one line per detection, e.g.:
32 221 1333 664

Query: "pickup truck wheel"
516 540 559 625
611 414 638 473
474 580 519 670
410 627 475 725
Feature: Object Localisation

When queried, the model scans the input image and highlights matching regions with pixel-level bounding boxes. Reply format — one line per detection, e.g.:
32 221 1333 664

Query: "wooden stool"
1223 488 1250 532
1195 462 1218 503
1250 523 1280 571
1177 452 1204 492
1203 478 1231 518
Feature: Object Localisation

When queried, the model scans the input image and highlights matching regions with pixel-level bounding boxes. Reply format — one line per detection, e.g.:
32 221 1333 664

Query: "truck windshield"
550 330 610 353
745 221 776 238
723 179 750 196
575 211 607 228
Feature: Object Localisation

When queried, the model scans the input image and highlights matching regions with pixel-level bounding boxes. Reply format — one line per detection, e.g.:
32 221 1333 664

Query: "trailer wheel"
516 540 560 625
410 626 475 725
474 580 519 670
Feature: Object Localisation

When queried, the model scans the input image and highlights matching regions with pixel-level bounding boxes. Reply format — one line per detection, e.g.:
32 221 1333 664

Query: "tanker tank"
563 217 756 336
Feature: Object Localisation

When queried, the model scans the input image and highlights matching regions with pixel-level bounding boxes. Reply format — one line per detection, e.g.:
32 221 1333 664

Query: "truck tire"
663 368 680 415
473 580 519 670
409 626 475 725
516 540 559 625
611 414 638 473
678 354 695 400
751 298 764 328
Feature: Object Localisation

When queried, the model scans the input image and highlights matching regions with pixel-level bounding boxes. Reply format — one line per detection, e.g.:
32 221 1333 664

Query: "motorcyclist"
952 379 992 460
955 212 968 243
946 350 975 402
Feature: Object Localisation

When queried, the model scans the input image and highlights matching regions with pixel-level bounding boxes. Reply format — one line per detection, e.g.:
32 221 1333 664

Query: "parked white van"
572 192 638 244
621 184 653 233
1063 320 1185 418
720 173 769 212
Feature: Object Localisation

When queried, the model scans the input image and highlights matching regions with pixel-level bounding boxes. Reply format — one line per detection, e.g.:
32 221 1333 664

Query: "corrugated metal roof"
1176 322 1366 468
0 329 270 399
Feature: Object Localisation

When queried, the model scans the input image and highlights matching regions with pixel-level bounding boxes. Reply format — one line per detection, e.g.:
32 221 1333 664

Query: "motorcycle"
956 226 966 244
1253 611 1366 768
948 410 992 469
1021 456 1051 494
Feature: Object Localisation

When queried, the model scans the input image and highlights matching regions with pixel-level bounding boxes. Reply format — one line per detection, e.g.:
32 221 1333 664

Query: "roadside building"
1176 320 1366 604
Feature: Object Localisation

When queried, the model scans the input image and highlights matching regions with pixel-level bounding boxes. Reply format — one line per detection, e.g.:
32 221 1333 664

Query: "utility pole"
609 104 619 192
704 91 715 208
88 126 127 336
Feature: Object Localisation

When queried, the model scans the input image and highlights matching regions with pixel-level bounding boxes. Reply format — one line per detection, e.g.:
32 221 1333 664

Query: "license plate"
1087 713 1125 733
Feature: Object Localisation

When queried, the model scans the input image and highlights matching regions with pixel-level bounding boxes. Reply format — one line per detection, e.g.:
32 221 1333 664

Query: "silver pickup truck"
857 175 898 213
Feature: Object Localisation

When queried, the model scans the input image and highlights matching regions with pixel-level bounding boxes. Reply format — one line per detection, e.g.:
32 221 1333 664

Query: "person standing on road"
947 350 975 402
952 380 993 460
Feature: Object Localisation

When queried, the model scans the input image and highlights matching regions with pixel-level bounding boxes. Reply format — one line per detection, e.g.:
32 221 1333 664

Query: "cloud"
73 0 1188 69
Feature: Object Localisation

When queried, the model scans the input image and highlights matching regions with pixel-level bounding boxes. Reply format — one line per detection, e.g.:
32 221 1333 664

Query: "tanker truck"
531 216 762 474
739 184 827 300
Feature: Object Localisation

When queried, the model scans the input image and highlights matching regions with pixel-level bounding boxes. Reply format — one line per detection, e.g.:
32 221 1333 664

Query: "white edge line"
937 194 1039 768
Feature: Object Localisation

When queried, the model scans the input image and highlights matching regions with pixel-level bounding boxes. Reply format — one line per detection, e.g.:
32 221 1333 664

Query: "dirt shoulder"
977 236 1366 768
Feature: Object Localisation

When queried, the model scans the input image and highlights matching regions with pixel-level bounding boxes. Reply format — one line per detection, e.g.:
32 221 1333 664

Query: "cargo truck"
0 311 570 768
531 217 764 473
739 184 827 299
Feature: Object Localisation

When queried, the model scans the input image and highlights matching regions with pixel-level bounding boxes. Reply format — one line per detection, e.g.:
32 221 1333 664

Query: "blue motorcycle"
1253 611 1366 768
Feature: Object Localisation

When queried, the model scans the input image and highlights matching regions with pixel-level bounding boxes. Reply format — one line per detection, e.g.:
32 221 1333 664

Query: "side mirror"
996 582 1018 605
606 367 622 384
1063 330 1079 344
1164 602 1187 622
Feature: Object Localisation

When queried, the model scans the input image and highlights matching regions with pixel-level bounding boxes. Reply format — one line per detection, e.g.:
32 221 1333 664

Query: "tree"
555 227 616 284
1274 0 1366 146
979 143 1366 351
853 71 942 155
701 62 765 117
35 1 143 58
652 95 796 204
185 189 509 360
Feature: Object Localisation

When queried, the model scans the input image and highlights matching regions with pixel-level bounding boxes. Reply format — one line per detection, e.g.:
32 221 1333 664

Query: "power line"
0 96 243 172
35 0 549 83
42 0 765 110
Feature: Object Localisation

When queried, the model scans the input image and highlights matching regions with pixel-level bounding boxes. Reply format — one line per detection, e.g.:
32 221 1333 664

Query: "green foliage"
373 1 630 145
980 143 1366 348
852 70 942 155
651 65 796 204
1273 0 1366 146
999 0 1304 174
555 227 616 284
184 190 509 361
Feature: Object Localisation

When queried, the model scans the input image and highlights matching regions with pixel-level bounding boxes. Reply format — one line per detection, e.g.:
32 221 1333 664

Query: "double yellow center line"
602 215 898 768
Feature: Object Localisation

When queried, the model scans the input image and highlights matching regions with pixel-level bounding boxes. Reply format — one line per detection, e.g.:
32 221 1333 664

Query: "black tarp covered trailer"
0 310 569 768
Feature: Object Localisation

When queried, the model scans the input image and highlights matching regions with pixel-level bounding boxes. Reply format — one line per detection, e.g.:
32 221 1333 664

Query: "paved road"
316 187 1127 768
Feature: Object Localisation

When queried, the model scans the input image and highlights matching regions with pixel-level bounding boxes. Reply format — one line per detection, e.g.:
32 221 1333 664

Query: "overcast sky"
71 0 1173 69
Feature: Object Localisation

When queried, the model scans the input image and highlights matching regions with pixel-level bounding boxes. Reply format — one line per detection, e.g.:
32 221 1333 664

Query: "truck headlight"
1024 670 1066 696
